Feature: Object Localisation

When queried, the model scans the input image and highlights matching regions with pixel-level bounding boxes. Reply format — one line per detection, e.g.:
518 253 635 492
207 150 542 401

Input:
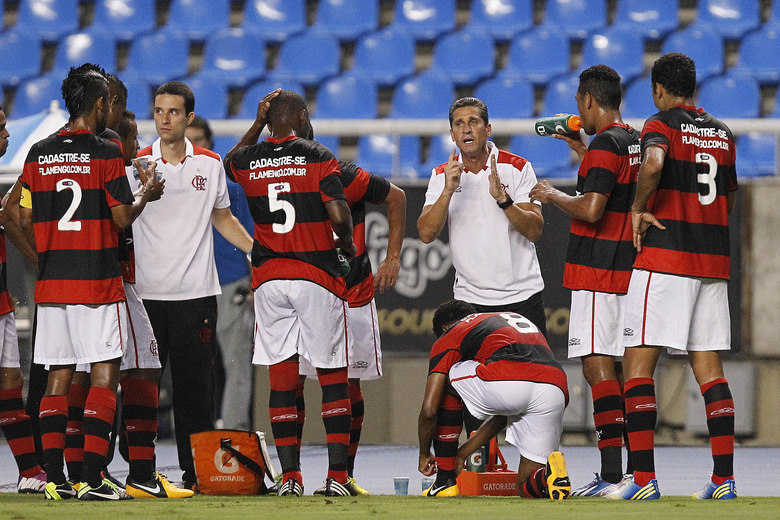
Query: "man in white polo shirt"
132 81 253 490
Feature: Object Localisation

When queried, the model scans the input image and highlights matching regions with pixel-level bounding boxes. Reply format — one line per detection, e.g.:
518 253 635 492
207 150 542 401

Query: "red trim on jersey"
252 258 346 299
342 300 349 366
496 149 528 171
137 145 152 157
192 145 220 161
591 292 596 355
58 129 92 136
450 374 478 383
125 297 140 370
346 277 374 308
266 136 298 144
641 273 652 345
674 104 703 113
370 304 381 377
115 301 123 353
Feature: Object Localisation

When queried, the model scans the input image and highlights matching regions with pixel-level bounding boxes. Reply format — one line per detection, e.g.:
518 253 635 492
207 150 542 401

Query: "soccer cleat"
102 469 125 492
267 473 283 495
17 470 47 493
126 472 195 498
423 478 459 497
570 472 624 497
68 481 83 493
77 478 134 501
605 475 660 500
545 451 571 500
313 477 351 497
345 477 370 496
692 479 737 500
278 477 304 497
44 481 77 500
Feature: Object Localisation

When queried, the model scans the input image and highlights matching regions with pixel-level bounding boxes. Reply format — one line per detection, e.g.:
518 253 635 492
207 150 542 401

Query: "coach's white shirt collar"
457 140 499 173
150 137 195 162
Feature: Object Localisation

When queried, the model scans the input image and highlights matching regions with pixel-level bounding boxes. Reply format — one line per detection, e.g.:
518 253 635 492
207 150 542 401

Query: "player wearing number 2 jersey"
609 53 739 501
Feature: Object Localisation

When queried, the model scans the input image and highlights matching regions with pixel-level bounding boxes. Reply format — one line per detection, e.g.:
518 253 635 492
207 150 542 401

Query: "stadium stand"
237 79 304 119
430 29 495 85
186 76 230 120
465 0 533 42
614 0 679 40
581 27 645 84
167 0 231 42
12 74 61 118
315 135 340 155
542 73 581 116
201 28 265 88
390 72 455 119
696 0 760 40
92 0 157 42
355 134 421 178
502 26 570 84
242 0 306 42
473 77 534 119
120 74 153 118
698 72 761 119
352 27 416 86
315 73 378 119
272 30 340 86
0 30 42 87
734 25 780 85
51 30 117 76
211 135 235 158
661 24 724 81
421 134 457 174
392 0 456 41
736 133 777 177
622 76 658 119
509 135 573 178
125 30 190 86
313 0 379 41
15 0 80 42
543 0 607 40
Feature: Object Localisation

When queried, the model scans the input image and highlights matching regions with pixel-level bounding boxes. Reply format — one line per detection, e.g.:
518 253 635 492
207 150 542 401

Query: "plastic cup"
421 476 435 493
393 476 409 495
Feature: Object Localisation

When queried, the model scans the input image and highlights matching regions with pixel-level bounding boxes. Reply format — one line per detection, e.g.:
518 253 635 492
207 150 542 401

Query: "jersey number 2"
695 152 717 206
268 182 295 234
56 178 82 231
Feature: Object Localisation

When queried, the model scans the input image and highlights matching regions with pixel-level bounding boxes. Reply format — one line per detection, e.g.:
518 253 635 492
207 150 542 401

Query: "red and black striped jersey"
637 105 737 280
0 233 14 315
564 123 640 294
20 129 133 305
428 312 568 403
340 161 391 307
225 135 348 298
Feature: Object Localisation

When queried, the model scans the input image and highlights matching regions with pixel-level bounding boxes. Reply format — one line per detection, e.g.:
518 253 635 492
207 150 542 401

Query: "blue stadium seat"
473 77 534 118
697 0 759 39
543 0 607 40
315 135 339 155
422 134 457 174
355 135 421 178
503 27 569 84
734 25 780 85
120 74 153 118
736 133 776 177
167 0 230 41
52 30 117 76
272 30 340 86
237 79 304 118
315 73 378 119
211 135 236 159
697 72 760 118
430 29 494 84
509 135 573 178
16 0 80 42
352 27 415 86
313 0 378 41
393 0 456 41
614 0 678 40
125 30 190 86
390 72 455 119
622 76 658 119
92 0 157 42
201 28 265 88
466 0 533 42
0 31 41 87
12 74 61 118
542 73 580 116
186 76 229 120
661 24 723 81
242 0 306 43
581 28 645 83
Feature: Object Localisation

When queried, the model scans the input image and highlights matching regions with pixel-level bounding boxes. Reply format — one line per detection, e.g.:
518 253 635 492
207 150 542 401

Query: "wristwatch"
497 195 514 210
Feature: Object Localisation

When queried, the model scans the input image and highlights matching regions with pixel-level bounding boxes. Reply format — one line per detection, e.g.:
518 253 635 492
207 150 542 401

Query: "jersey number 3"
56 178 82 231
695 152 717 206
268 182 295 234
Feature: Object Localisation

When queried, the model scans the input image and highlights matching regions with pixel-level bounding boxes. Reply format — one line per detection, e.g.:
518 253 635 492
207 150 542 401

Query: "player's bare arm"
530 181 609 224
454 415 508 476
418 372 448 476
325 199 356 258
631 146 667 251
0 212 37 265
111 159 165 229
211 206 253 253
490 156 544 242
374 183 406 293
417 148 462 243
223 89 281 164
18 206 35 252
2 180 23 227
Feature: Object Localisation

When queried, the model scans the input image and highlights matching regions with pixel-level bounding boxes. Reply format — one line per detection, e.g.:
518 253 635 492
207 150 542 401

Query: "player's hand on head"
488 155 507 202
374 255 400 293
256 88 282 124
529 180 554 204
444 148 463 194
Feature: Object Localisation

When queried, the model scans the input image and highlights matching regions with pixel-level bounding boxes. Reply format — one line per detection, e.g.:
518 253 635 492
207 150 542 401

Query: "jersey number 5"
56 178 82 231
268 182 295 234
695 152 717 206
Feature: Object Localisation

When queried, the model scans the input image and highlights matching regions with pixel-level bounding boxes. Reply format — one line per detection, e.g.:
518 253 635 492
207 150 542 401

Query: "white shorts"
622 269 731 352
252 280 348 369
121 283 161 371
0 312 20 368
35 303 128 366
568 290 626 359
449 360 566 465
299 299 382 380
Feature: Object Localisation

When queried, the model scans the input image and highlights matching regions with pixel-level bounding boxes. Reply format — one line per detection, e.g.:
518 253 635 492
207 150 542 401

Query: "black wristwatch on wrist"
497 195 514 210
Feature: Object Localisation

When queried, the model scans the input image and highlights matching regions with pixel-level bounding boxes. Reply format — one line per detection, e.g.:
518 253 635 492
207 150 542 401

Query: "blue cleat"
605 475 660 500
571 473 625 497
692 479 737 500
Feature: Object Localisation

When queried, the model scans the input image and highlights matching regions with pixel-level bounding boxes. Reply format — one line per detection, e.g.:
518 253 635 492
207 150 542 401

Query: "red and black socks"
521 467 548 498
121 377 158 482
39 394 68 483
295 377 306 454
433 393 463 486
0 387 42 478
700 378 735 484
317 367 350 484
269 360 301 483
82 386 117 488
624 377 657 486
64 382 87 482
591 379 624 483
347 380 364 478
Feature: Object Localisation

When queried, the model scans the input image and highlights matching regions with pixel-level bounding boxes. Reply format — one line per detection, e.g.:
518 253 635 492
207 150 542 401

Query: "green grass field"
1 495 779 520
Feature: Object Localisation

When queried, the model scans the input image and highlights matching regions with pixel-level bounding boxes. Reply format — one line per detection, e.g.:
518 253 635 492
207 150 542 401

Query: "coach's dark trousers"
469 290 549 338
143 296 218 484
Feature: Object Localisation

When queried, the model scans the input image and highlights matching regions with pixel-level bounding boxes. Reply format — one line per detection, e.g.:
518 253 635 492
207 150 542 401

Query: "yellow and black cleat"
423 478 460 497
546 451 571 500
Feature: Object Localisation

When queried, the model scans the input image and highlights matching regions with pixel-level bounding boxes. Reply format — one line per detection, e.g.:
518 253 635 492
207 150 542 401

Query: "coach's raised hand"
443 148 463 195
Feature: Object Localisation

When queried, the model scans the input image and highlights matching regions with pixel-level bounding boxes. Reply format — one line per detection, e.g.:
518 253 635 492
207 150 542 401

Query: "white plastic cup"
421 476 435 493
393 476 410 495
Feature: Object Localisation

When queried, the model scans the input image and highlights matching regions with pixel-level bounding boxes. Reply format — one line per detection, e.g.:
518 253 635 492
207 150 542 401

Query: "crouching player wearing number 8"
417 300 571 499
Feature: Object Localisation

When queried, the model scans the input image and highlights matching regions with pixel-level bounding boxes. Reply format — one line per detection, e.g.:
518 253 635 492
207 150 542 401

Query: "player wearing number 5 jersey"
225 90 355 497
609 53 739 501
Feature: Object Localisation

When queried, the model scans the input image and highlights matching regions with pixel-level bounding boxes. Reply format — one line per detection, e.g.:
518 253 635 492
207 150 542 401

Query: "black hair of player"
155 81 195 115
449 97 489 128
117 109 136 140
266 90 308 130
106 73 128 104
69 62 107 78
432 299 477 338
61 66 110 120
651 52 696 99
578 65 622 111
188 115 213 147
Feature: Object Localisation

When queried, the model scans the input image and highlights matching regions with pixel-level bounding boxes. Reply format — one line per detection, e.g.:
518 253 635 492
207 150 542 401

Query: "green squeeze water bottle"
534 114 582 136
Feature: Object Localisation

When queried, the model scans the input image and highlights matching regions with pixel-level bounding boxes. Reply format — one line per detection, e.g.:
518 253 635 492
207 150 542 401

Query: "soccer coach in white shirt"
418 97 547 335
132 81 253 489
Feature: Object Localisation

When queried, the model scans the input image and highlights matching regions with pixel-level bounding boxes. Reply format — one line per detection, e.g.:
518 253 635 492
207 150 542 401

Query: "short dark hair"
106 73 128 104
578 65 622 111
432 299 477 338
117 109 136 139
155 81 195 114
61 66 110 120
651 52 696 99
449 97 489 127
266 90 308 129
188 115 213 145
